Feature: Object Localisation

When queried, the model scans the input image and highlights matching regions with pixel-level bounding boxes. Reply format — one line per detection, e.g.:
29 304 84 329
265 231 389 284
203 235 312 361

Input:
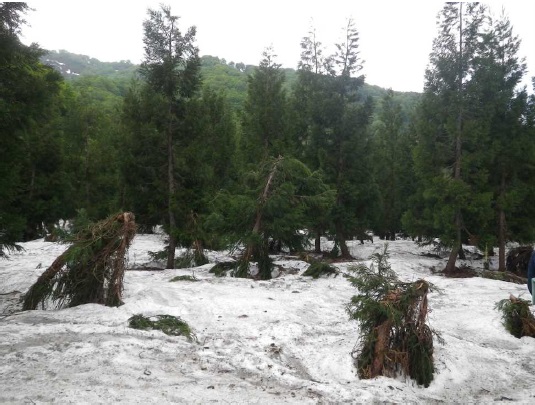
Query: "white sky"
22 1 535 92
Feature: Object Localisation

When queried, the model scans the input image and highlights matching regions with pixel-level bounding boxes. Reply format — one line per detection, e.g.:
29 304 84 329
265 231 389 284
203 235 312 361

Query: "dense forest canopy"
1 2 534 275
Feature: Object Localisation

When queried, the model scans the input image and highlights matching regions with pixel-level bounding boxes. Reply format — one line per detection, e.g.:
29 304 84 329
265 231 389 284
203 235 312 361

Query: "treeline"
1 3 534 275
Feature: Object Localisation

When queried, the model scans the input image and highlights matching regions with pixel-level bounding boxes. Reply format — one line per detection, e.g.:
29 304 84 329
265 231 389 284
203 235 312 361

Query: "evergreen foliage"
477 12 534 269
506 246 534 276
0 2 66 248
128 314 196 341
1 2 533 280
403 3 535 271
174 250 209 268
371 90 416 240
61 76 124 220
302 261 338 279
241 47 290 162
496 295 535 338
209 261 236 277
135 4 201 268
169 275 199 282
347 245 440 387
208 156 333 279
42 50 137 79
293 20 377 258
22 212 136 310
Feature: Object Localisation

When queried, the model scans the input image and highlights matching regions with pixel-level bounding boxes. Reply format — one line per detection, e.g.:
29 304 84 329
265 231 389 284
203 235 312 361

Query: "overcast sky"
22 1 535 93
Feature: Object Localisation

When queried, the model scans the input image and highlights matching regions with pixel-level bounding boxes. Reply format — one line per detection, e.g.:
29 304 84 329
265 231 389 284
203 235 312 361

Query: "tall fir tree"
372 90 415 240
0 2 65 251
137 4 201 268
62 77 124 221
293 19 376 258
121 81 169 230
409 3 494 271
476 11 534 268
241 46 290 163
174 87 238 255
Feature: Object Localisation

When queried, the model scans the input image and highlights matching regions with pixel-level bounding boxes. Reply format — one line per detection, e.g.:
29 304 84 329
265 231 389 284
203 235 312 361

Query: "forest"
1 2 534 277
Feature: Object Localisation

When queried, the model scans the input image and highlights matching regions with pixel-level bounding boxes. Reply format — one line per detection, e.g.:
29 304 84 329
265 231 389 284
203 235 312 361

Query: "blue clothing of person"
528 250 535 294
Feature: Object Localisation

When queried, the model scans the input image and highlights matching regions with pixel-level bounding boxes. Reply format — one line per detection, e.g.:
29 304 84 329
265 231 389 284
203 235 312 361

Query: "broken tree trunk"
497 295 535 338
349 253 438 388
23 212 137 310
236 157 283 279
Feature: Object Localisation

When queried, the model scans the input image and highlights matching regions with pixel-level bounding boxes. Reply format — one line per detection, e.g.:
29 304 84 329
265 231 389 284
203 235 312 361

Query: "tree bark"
243 156 283 261
166 106 177 269
314 229 322 253
336 224 351 258
498 173 507 271
445 3 464 274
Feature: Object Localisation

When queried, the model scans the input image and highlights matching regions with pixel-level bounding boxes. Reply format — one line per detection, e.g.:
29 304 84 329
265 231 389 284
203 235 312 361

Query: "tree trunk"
314 229 322 253
458 240 466 260
253 156 281 234
333 140 351 259
166 107 177 269
339 237 350 258
498 173 507 271
371 320 393 378
336 224 351 258
243 157 282 264
445 3 464 274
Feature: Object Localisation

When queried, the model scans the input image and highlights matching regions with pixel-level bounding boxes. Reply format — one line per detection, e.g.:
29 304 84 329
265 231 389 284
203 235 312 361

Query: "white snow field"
1 234 534 404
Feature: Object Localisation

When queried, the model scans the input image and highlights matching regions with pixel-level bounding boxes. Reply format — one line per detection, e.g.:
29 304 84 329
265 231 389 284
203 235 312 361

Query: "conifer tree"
0 2 65 250
208 156 332 279
241 47 289 163
474 12 533 269
409 3 493 270
121 81 169 231
298 25 324 75
174 87 238 255
137 4 201 268
62 77 124 221
372 90 415 240
293 19 376 258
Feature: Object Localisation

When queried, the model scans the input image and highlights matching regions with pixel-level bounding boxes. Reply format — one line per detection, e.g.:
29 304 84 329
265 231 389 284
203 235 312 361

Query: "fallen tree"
347 245 441 387
496 295 535 338
23 212 136 310
506 246 533 277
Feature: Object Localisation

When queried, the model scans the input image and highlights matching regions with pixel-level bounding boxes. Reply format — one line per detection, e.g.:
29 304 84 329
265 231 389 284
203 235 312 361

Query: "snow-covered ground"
1 235 534 404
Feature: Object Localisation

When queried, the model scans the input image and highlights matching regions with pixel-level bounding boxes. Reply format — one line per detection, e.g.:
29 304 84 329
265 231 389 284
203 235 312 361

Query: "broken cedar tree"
506 246 533 277
347 245 440 387
496 295 535 338
23 212 136 310
235 156 283 279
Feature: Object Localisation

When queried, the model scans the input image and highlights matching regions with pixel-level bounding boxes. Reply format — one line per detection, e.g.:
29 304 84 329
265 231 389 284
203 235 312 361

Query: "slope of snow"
1 235 534 404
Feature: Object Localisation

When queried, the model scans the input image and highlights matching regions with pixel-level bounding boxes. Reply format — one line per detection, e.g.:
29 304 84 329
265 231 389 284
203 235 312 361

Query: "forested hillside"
1 3 534 275
42 50 421 113
42 50 138 78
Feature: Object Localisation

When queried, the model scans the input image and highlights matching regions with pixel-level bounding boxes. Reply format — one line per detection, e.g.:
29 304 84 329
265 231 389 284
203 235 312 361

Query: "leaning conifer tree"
23 212 136 310
347 245 440 387
207 156 333 280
